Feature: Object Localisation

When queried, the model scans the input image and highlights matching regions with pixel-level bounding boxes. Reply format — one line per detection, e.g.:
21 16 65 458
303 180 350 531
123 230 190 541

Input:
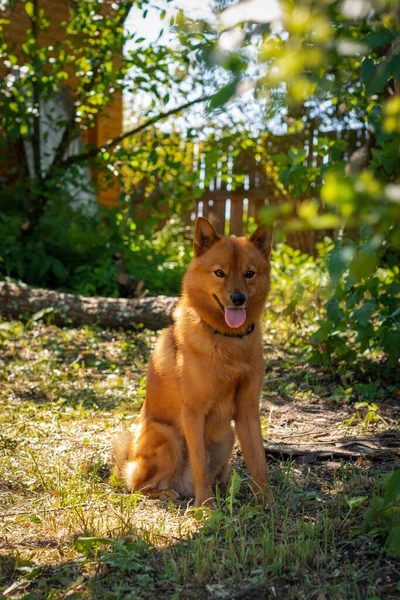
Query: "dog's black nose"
231 293 246 306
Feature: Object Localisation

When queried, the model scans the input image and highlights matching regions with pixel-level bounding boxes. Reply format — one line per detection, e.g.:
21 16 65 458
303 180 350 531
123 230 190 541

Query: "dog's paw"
194 494 217 510
264 490 275 507
146 489 180 501
251 483 275 507
159 489 180 501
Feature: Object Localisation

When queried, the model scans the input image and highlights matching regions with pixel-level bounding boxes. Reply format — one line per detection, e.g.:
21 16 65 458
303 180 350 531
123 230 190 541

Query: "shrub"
311 234 400 367
0 185 192 297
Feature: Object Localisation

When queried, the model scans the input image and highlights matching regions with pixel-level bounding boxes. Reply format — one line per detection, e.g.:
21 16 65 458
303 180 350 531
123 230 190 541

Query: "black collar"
202 320 256 339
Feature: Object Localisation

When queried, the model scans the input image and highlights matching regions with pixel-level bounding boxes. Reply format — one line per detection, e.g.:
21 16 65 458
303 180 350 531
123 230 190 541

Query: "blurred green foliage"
207 0 400 367
311 232 400 366
269 240 328 316
0 185 192 296
361 470 400 557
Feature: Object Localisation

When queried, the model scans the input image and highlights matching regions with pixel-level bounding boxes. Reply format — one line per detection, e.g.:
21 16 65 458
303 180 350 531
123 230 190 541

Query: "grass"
1 307 399 600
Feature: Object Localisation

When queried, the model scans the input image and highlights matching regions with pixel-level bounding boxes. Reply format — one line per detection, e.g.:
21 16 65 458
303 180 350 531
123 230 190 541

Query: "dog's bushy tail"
112 430 134 481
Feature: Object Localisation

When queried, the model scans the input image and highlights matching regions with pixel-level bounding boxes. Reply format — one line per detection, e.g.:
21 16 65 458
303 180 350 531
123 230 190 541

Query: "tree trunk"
0 282 178 331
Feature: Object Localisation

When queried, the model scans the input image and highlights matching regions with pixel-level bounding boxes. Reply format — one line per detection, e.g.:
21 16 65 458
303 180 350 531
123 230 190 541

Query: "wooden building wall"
0 0 122 207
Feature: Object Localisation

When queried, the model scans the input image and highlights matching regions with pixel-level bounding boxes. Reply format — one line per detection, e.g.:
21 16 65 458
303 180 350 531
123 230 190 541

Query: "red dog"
113 217 273 507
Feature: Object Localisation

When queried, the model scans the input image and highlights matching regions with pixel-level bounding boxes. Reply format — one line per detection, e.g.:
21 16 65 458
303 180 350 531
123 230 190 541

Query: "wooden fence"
185 128 366 239
132 127 367 253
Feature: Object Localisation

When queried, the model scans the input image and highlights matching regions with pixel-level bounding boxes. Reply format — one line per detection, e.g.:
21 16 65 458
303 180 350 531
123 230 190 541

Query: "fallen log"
262 439 397 464
0 281 178 331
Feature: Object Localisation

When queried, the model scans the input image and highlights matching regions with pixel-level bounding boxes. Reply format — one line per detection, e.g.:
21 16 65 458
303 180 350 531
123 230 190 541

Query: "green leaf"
355 324 374 352
383 470 400 509
328 245 355 281
390 54 400 80
383 331 400 366
228 469 241 500
321 172 355 214
361 58 374 84
353 301 375 327
74 537 117 555
349 251 377 282
345 495 368 510
279 169 291 189
387 523 400 557
137 573 152 587
271 152 289 167
326 299 344 324
31 307 55 322
24 1 34 17
365 29 394 48
30 515 42 524
209 82 237 109
293 490 322 501
289 147 307 165
346 291 363 310
365 60 392 96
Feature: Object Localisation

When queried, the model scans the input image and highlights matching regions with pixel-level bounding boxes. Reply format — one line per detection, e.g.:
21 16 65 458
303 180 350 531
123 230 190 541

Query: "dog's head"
183 217 272 331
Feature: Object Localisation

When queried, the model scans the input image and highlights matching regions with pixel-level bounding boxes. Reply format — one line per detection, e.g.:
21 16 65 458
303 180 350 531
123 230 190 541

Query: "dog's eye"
214 269 225 278
245 270 255 279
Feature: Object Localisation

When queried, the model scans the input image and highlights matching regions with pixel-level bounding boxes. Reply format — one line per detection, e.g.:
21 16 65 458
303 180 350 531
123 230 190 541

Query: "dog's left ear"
249 224 272 259
194 217 220 257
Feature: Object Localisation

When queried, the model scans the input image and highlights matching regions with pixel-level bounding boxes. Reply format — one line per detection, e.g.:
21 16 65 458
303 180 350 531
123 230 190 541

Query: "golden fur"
112 217 273 507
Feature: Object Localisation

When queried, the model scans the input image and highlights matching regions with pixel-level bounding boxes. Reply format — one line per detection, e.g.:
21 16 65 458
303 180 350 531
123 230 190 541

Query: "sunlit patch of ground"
1 317 399 599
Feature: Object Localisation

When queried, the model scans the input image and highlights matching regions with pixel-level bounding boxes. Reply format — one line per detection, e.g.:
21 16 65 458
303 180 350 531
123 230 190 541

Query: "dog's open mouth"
224 307 246 329
213 294 247 329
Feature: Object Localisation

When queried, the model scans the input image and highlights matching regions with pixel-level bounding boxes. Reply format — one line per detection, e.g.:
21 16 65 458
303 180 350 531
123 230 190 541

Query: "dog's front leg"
234 377 274 505
181 402 214 508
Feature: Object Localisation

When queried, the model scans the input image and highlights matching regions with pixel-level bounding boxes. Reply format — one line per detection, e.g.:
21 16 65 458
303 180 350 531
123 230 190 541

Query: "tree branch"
31 0 42 181
57 93 215 171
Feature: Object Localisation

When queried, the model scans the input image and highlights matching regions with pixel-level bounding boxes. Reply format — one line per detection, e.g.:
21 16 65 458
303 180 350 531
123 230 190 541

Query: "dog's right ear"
194 217 220 257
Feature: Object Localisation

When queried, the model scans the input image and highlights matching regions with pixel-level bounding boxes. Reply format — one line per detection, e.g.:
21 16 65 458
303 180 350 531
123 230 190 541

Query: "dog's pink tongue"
224 308 246 329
